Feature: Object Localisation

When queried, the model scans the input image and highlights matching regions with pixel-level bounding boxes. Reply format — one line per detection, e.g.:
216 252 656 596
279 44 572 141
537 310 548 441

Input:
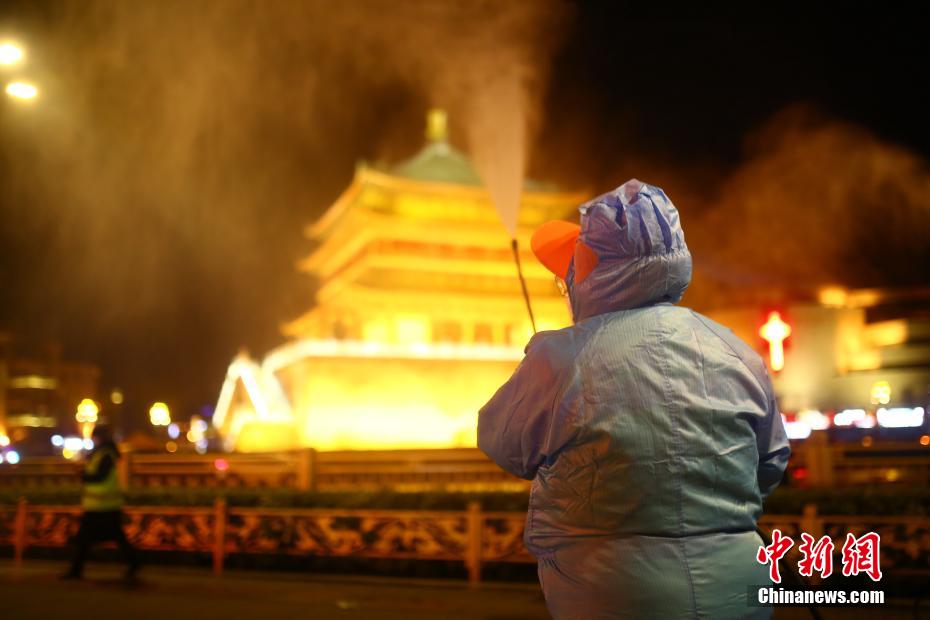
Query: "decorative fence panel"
224 508 471 560
23 506 79 548
481 511 534 563
819 516 930 571
0 505 15 546
125 507 215 553
1 501 926 584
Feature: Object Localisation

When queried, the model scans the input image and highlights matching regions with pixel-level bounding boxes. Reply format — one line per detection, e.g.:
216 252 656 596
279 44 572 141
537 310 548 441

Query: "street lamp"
76 398 99 439
149 402 171 427
0 42 24 66
5 81 38 100
76 398 99 424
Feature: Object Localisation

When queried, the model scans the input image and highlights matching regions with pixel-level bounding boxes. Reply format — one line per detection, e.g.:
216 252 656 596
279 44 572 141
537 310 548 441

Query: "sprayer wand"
511 238 537 335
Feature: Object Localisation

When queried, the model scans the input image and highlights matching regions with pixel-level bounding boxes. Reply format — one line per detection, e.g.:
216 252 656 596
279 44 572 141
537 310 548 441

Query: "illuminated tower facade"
214 110 586 452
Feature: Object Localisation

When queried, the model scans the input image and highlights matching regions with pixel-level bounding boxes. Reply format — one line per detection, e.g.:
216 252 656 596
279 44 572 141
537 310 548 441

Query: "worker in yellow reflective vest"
61 425 140 580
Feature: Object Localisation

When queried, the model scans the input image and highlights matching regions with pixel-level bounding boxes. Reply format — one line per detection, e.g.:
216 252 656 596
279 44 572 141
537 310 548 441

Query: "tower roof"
387 109 556 192
391 141 484 186
390 109 483 186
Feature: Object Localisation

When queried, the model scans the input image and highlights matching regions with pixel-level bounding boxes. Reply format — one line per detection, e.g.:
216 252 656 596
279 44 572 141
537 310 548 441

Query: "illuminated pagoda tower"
214 110 587 452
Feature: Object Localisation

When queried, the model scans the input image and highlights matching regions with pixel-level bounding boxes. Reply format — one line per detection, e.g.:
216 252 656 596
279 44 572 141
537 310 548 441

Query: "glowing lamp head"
0 43 24 66
149 402 171 426
5 81 38 100
76 398 99 424
870 381 891 406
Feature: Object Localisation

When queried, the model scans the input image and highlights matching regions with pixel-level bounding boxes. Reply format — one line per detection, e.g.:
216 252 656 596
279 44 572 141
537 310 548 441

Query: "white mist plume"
467 72 527 236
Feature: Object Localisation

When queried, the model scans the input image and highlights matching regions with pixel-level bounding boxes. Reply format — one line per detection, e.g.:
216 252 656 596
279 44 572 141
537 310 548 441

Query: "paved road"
1 560 549 620
0 560 923 619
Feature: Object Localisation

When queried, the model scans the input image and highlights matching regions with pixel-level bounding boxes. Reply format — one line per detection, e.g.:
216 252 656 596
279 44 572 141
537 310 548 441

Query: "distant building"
707 287 930 440
0 334 101 454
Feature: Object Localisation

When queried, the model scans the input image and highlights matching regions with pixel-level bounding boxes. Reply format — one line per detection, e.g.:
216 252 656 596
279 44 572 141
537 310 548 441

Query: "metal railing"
2 500 928 583
0 498 532 583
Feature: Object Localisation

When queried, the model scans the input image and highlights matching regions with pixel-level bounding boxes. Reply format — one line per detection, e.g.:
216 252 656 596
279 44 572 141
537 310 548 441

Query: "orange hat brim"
531 221 581 279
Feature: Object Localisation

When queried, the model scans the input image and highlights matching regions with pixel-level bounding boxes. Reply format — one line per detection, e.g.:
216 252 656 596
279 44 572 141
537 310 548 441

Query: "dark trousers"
67 510 139 575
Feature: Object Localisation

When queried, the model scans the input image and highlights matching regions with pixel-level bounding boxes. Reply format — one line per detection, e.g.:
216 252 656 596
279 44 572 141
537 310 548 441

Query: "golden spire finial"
426 108 448 143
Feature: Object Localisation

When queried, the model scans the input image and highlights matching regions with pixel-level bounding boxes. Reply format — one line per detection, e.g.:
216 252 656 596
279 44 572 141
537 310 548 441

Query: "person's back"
478 180 790 619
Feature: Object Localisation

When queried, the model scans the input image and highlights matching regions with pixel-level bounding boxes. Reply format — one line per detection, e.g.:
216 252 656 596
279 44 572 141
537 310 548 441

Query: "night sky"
1 2 928 429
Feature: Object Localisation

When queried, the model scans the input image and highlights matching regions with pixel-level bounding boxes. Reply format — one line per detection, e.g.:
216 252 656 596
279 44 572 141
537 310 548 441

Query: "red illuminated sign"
760 311 791 372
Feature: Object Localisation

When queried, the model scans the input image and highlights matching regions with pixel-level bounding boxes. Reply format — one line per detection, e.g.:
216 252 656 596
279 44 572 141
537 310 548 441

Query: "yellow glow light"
212 353 295 450
865 320 908 348
263 339 524 372
186 415 207 443
288 355 515 451
0 434 9 447
75 398 99 424
215 337 533 452
848 351 881 372
8 375 57 390
759 312 791 372
5 81 38 100
870 380 891 406
426 108 448 142
149 402 171 426
110 389 124 405
846 290 881 308
817 286 847 308
395 315 429 344
798 409 830 431
62 448 76 459
362 320 390 343
165 441 178 453
0 43 24 66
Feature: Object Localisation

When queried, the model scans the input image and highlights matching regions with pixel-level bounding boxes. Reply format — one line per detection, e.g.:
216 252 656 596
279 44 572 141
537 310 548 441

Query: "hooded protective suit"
478 180 790 620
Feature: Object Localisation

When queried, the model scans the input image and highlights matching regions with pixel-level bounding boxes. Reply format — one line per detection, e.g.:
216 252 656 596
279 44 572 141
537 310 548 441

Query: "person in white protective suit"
478 179 790 620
